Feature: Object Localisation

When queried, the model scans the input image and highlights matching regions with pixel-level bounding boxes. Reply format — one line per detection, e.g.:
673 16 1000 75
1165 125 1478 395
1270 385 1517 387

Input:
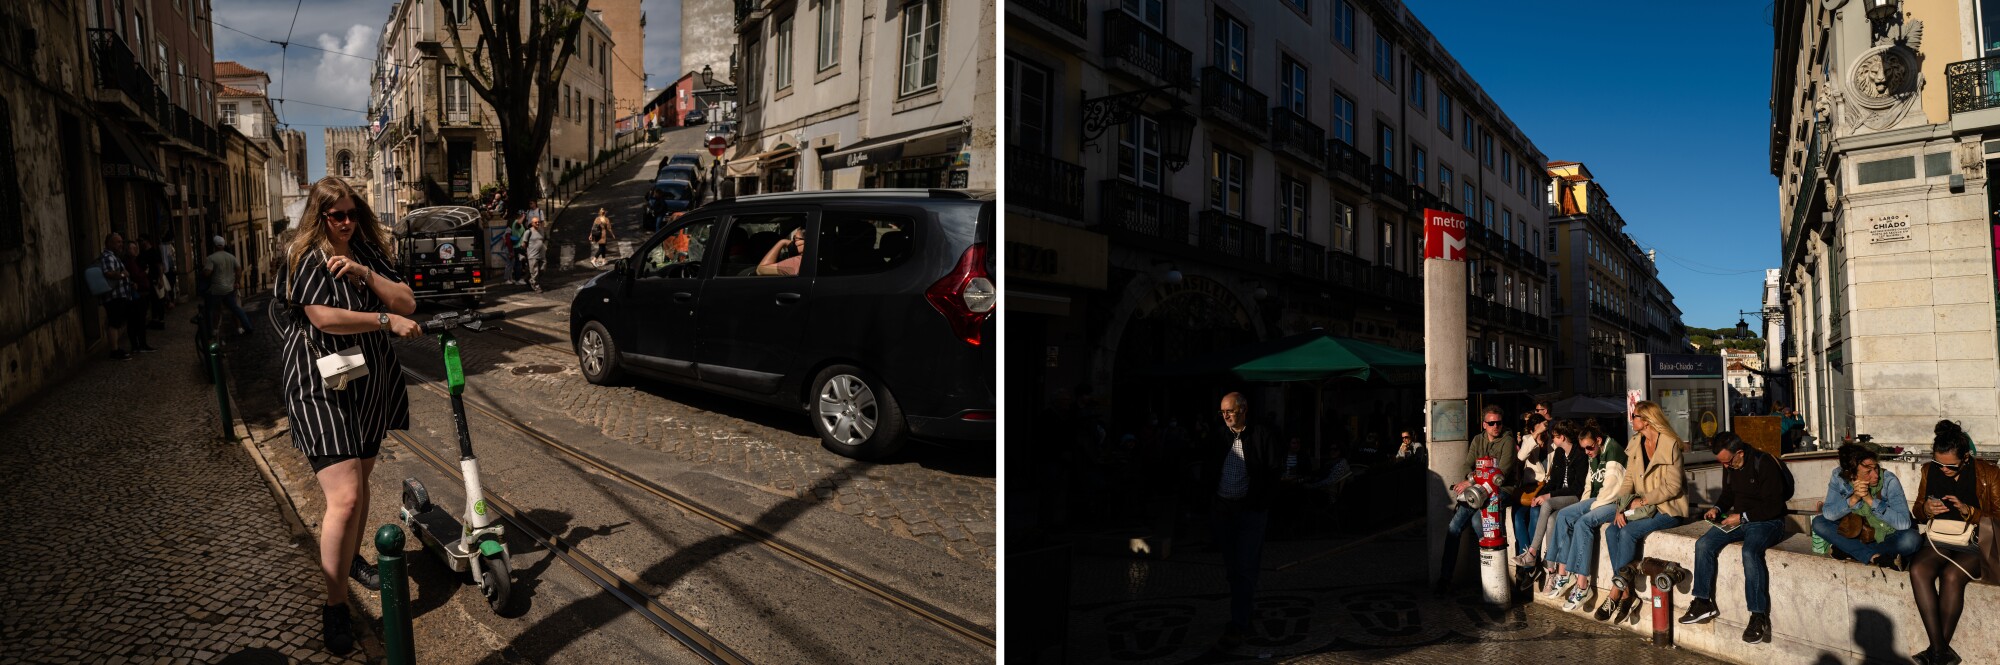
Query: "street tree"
440 0 592 218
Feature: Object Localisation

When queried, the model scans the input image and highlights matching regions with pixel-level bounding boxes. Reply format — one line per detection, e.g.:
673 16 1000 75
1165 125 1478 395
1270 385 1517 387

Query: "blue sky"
211 0 684 182
1414 1 1779 331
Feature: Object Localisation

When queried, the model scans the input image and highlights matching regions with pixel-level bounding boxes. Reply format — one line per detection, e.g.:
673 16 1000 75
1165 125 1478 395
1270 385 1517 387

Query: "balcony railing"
1270 234 1326 280
1098 179 1189 244
1410 185 1449 214
1372 166 1408 205
1198 210 1266 263
1200 67 1268 137
1946 55 2000 114
87 29 171 133
1269 108 1325 168
1017 0 1087 38
1326 138 1371 184
1103 10 1191 87
1329 250 1372 291
1008 150 1085 220
1371 266 1420 305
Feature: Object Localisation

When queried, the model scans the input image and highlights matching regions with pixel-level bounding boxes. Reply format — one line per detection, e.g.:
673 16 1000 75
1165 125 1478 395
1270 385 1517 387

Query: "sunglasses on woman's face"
324 209 354 223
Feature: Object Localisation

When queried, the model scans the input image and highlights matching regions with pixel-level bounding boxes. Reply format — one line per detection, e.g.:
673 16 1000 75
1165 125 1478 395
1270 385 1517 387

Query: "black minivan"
570 189 995 459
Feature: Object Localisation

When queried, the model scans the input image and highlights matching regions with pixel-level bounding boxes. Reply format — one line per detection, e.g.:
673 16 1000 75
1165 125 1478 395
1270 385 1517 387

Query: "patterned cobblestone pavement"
0 313 367 664
1047 526 1720 665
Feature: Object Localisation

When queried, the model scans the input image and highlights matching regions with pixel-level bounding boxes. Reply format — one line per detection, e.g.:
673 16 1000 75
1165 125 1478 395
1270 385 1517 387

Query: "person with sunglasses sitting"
1811 443 1920 569
1542 418 1627 612
1907 421 2000 665
1435 404 1519 594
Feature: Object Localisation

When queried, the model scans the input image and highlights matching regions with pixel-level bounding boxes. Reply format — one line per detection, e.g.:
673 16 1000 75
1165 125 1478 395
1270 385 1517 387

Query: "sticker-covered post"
1422 208 1470 588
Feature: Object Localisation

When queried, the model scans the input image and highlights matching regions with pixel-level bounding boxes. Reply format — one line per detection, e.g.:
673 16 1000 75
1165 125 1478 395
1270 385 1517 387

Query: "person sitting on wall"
1812 443 1921 569
1678 432 1793 644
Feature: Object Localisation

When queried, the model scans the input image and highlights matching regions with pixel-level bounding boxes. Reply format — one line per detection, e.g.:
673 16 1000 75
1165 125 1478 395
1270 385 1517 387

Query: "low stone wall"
1525 518 2000 664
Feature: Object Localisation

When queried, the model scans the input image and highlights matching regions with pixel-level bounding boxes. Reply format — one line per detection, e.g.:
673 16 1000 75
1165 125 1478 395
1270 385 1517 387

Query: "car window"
717 212 810 278
641 218 716 279
816 212 915 277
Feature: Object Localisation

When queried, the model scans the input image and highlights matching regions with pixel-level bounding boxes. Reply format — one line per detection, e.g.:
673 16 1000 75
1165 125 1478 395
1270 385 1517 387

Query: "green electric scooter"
399 309 512 613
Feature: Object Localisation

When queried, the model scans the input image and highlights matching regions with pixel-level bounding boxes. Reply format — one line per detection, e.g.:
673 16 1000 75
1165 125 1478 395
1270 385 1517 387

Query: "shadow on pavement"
214 647 290 664
477 461 866 664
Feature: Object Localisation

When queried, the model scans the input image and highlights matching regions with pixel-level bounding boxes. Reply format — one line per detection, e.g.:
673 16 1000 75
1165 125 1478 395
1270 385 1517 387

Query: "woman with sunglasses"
1516 419 1588 581
1907 421 2000 665
1592 401 1690 623
280 177 422 655
756 226 808 276
1811 444 1920 568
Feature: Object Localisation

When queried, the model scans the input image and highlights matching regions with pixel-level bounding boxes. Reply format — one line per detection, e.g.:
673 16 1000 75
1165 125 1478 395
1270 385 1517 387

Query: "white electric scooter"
399 309 512 613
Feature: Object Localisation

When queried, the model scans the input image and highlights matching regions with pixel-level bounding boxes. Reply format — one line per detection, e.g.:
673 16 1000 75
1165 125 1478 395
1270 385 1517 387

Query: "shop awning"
99 124 164 183
817 122 962 171
723 146 797 178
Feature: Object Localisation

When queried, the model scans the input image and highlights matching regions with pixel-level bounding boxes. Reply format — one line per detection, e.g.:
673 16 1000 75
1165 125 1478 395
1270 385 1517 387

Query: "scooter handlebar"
421 310 505 334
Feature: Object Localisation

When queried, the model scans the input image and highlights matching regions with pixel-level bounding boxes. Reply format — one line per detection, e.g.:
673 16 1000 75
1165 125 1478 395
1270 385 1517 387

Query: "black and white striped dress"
281 242 410 457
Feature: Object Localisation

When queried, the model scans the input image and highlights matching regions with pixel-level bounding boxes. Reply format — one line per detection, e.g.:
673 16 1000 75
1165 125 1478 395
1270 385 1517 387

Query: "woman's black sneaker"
322 604 354 655
1610 596 1639 624
1593 596 1617 622
350 555 381 591
1936 646 1962 665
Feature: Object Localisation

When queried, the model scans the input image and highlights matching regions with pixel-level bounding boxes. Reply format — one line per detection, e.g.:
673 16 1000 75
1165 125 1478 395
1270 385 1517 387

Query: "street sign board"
707 136 727 157
1423 208 1468 261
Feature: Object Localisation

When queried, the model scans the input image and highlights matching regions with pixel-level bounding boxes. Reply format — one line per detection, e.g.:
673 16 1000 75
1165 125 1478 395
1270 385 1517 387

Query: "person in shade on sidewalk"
1679 432 1792 644
1811 444 1920 568
1208 392 1283 650
97 233 139 359
1542 418 1628 612
280 177 423 655
121 233 157 354
1436 405 1519 593
1593 401 1689 624
203 236 255 338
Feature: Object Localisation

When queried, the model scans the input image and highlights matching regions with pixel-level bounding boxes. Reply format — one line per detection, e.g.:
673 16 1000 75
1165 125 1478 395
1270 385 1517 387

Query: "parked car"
643 179 700 232
667 153 703 170
684 108 707 125
569 189 996 459
657 164 702 190
704 122 735 141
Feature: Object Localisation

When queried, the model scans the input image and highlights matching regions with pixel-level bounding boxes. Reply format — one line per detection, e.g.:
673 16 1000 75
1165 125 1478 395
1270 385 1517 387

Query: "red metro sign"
1424 209 1468 262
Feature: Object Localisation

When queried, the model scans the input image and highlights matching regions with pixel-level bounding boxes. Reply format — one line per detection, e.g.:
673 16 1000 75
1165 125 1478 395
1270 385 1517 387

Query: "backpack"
1751 452 1796 502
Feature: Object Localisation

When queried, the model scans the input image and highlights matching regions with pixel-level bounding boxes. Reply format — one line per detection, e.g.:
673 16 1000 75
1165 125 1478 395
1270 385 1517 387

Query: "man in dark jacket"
1437 405 1519 591
1680 432 1791 644
1210 391 1283 648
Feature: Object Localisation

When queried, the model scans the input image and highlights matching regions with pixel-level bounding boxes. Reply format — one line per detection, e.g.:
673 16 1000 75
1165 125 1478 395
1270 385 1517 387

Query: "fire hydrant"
1615 557 1689 647
1470 456 1510 606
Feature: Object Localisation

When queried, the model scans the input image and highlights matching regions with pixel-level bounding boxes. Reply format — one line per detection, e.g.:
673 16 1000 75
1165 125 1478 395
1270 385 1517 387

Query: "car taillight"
960 411 994 421
925 243 994 346
472 270 481 278
413 272 425 281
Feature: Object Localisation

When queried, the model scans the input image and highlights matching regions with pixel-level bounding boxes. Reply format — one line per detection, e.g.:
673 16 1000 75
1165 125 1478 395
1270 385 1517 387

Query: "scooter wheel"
479 555 511 614
402 479 431 515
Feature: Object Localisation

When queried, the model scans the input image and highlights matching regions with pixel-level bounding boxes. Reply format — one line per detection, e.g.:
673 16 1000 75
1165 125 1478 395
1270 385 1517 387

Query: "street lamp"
701 64 714 88
1480 266 1498 300
1161 113 1194 172
1864 0 1898 21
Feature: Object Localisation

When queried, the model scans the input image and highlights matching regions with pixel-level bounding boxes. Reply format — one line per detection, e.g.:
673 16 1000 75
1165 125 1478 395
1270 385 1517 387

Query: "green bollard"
376 524 415 665
208 342 236 443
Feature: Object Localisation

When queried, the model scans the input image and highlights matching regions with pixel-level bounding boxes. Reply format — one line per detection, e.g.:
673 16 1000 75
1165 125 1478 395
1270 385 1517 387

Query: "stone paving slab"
0 311 368 664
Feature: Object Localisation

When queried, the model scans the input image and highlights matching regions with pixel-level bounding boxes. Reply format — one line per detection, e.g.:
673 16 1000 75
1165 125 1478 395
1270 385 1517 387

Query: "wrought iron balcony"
87 29 171 136
1009 150 1085 220
1329 250 1372 291
1269 109 1325 168
1947 55 2000 114
1016 0 1087 38
1198 210 1267 264
1410 185 1449 214
1372 266 1420 305
1200 67 1267 138
1325 138 1371 185
1103 10 1191 88
1270 234 1326 280
1371 166 1408 205
1098 179 1190 244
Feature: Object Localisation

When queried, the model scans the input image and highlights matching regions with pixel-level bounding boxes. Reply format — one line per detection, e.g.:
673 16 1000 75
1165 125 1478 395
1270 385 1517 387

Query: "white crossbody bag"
279 252 370 391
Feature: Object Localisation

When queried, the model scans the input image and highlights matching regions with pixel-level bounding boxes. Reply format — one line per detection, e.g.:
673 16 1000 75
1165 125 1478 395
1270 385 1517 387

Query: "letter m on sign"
1424 209 1468 262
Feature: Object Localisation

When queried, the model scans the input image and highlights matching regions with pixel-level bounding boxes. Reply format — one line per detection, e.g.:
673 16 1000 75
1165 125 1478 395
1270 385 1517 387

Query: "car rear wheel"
810 365 907 460
577 321 623 385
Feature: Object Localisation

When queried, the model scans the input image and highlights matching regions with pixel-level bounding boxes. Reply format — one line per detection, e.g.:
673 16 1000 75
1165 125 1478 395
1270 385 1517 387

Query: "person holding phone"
1907 422 2000 665
756 227 807 276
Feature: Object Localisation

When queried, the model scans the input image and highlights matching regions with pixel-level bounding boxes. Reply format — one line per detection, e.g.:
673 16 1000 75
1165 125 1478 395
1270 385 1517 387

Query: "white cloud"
303 24 378 114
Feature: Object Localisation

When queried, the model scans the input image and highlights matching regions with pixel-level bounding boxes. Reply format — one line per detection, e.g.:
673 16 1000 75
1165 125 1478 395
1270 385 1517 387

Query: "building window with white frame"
1412 147 1426 187
1377 123 1395 170
1118 114 1162 189
1438 95 1452 135
1006 56 1052 153
1374 34 1393 84
1332 92 1355 145
221 102 237 127
1279 57 1307 116
1380 220 1395 266
1409 67 1426 110
1211 148 1245 216
1332 199 1355 252
1334 1 1356 51
1278 177 1308 237
776 15 795 90
1440 164 1453 198
1462 114 1475 152
1214 11 1247 80
744 35 762 103
818 0 841 70
900 0 941 95
1124 0 1164 28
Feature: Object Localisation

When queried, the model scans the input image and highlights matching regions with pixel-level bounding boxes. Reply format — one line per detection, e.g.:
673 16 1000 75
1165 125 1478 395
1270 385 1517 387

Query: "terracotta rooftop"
219 84 260 98
214 61 265 78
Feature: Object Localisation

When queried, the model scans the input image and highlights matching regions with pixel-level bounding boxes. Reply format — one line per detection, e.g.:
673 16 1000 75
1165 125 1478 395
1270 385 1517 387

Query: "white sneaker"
1544 574 1574 599
1564 584 1595 612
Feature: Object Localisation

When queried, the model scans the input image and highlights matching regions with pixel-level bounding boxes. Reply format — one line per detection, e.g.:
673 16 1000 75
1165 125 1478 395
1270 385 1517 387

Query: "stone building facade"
1546 161 1690 397
1006 0 1559 444
1771 0 2000 445
729 0 995 193
680 0 738 93
323 126 374 204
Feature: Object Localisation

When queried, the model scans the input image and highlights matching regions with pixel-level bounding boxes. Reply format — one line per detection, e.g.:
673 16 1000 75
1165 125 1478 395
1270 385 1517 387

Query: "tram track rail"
395 362 999 649
384 427 751 665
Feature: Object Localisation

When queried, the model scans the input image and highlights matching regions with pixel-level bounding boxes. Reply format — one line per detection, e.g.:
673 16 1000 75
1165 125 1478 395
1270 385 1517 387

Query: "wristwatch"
378 312 390 331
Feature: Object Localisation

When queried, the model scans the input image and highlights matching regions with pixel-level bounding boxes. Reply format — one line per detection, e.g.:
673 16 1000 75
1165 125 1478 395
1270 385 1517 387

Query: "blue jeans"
205 292 252 332
1604 511 1683 573
1439 504 1480 583
1212 500 1269 630
1692 518 1789 614
1511 504 1538 556
1553 502 1620 576
1810 516 1922 562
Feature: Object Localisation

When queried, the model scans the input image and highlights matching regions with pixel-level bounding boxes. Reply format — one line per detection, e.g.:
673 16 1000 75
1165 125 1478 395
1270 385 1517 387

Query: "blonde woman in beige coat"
1590 401 1690 623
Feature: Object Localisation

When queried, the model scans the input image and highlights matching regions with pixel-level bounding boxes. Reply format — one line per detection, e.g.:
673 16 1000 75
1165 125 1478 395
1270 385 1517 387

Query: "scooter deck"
408 508 471 573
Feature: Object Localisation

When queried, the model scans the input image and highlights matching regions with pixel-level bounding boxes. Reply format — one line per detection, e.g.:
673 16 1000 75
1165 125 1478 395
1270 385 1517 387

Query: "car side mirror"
612 257 629 275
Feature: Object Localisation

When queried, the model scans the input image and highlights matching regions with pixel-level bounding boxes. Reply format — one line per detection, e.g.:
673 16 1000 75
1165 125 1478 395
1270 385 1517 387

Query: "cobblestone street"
0 311 367 664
